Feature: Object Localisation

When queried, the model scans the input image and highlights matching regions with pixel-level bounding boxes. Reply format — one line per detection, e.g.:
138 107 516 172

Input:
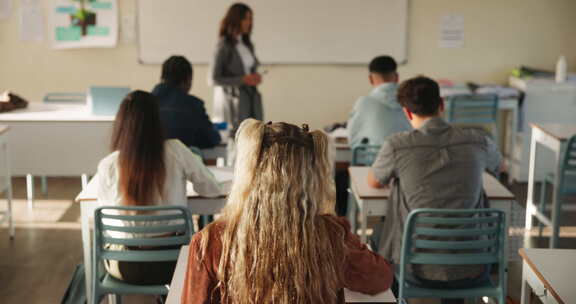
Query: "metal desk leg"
550 148 562 248
26 174 34 209
360 198 368 244
347 189 357 233
524 132 538 248
81 174 89 191
41 176 48 195
81 201 93 303
520 260 531 304
3 141 13 239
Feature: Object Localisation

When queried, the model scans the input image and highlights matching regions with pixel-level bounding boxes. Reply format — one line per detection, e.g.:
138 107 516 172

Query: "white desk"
166 246 396 304
0 103 227 204
348 166 519 260
0 126 14 239
524 123 576 248
75 167 232 304
519 248 576 304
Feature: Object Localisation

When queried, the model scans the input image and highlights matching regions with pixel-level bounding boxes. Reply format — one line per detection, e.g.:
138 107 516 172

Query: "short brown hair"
397 76 442 116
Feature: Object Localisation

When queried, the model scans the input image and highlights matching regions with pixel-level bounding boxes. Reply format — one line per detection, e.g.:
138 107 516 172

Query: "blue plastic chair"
446 94 499 145
351 144 381 166
537 135 576 239
92 206 193 304
398 208 507 304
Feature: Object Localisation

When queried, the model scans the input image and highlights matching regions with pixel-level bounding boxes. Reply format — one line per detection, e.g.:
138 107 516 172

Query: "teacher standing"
211 3 263 138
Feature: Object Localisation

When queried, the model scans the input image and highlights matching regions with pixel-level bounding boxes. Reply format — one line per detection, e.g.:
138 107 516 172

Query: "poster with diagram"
51 0 117 49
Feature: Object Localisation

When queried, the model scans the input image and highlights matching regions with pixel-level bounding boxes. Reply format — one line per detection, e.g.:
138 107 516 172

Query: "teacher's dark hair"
219 2 253 48
161 55 193 86
111 90 166 206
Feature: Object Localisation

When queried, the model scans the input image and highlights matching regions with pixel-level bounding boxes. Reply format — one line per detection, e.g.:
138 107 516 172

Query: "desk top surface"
519 248 576 304
166 246 395 304
532 123 576 141
349 166 514 200
76 167 233 202
0 103 115 122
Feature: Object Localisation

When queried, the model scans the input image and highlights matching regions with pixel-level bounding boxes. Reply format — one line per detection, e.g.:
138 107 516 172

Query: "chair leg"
113 294 122 304
26 174 34 209
40 176 48 194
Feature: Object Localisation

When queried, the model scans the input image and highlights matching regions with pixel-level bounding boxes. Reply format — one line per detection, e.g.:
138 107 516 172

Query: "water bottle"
555 55 567 83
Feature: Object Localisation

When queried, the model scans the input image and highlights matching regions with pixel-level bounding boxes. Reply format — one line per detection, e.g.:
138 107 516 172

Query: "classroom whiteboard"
138 0 408 64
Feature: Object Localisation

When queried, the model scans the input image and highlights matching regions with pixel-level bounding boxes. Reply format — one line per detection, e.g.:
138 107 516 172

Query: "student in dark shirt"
152 56 221 150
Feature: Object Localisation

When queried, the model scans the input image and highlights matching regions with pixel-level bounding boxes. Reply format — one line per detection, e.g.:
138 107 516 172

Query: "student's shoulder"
188 95 207 107
97 151 119 175
451 126 489 145
384 129 416 148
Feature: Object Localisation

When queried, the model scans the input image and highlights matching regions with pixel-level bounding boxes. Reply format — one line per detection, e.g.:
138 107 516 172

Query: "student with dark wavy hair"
96 90 222 285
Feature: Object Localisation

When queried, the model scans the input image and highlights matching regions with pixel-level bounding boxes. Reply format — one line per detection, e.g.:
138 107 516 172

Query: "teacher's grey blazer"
210 38 263 137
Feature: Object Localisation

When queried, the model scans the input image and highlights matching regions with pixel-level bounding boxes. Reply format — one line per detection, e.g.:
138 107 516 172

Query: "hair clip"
266 121 273 125
301 123 309 133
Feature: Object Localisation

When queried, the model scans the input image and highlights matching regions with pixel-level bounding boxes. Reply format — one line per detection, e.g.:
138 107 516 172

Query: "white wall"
1 0 575 129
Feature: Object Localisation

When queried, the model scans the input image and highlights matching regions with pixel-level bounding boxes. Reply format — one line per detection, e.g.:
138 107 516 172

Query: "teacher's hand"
243 73 262 86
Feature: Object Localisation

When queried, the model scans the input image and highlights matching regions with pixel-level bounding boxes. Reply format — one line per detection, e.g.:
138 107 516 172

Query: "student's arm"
182 234 218 304
173 140 223 197
336 217 393 294
212 41 244 86
484 136 503 175
369 141 395 188
191 98 222 149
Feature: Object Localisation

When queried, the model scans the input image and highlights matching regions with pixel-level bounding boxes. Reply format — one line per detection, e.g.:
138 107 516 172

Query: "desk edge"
519 248 565 304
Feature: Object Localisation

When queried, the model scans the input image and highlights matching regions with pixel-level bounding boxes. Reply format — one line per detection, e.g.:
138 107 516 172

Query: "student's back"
152 56 221 150
152 83 220 149
183 120 393 304
370 77 501 284
348 56 411 148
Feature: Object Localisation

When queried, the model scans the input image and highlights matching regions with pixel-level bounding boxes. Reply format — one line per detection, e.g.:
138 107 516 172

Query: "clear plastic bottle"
555 55 567 83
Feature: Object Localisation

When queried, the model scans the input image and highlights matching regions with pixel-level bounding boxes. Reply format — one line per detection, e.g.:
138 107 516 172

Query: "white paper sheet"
19 0 44 42
440 14 464 48
0 0 12 20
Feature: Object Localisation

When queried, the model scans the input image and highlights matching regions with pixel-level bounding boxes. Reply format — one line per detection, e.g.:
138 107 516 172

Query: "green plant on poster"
71 0 97 36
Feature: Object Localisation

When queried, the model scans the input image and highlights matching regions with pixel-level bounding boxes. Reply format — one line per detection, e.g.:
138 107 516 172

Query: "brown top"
181 215 393 303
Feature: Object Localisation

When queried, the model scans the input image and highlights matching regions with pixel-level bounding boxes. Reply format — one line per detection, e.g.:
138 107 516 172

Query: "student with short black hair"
368 76 501 304
152 55 221 150
347 55 411 148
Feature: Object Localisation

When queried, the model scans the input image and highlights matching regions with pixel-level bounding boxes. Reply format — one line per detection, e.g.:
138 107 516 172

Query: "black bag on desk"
61 264 87 304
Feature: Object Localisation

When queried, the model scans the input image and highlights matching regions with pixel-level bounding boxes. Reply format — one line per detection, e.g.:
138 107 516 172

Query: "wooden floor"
0 176 575 303
0 177 157 303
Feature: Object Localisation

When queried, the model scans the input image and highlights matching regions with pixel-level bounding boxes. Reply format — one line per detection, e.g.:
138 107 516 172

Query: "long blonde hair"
200 119 345 303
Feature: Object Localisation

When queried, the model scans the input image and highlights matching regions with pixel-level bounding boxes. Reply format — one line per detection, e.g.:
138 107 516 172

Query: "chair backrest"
352 144 381 166
399 208 507 297
43 92 86 104
88 86 131 116
93 206 193 265
446 94 499 124
560 135 576 195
